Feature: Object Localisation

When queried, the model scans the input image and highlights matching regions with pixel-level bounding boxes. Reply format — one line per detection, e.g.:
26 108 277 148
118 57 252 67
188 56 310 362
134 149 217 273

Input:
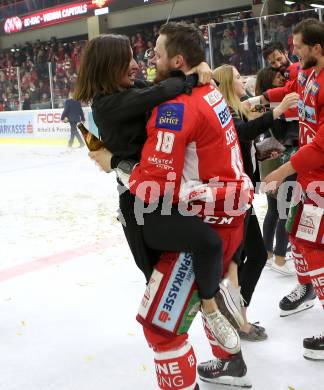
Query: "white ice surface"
0 145 323 390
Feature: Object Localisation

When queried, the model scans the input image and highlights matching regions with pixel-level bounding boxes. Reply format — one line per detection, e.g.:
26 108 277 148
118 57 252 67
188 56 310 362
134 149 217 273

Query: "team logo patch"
284 69 290 80
203 89 223 106
296 204 323 243
213 99 232 128
311 81 320 97
298 72 307 86
156 103 184 131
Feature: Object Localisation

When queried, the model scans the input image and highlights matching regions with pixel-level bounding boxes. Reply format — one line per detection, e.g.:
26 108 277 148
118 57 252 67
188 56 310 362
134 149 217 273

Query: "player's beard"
154 65 173 83
276 59 291 75
302 55 317 69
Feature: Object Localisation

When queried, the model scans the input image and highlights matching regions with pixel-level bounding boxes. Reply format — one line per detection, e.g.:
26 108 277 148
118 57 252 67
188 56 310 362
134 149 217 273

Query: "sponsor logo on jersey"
156 103 184 131
203 89 223 106
225 125 236 145
213 99 232 128
284 69 290 80
299 122 316 145
296 204 323 243
298 72 307 86
311 81 320 96
148 155 174 171
298 100 316 124
138 270 164 320
152 252 195 332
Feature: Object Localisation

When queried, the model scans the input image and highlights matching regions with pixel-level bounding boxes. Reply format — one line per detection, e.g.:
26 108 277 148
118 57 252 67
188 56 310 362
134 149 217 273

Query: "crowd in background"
0 37 85 110
0 0 73 19
0 2 313 111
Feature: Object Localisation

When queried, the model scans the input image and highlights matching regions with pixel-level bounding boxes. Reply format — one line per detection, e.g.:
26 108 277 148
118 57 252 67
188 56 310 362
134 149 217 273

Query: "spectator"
237 23 258 74
133 33 146 61
22 92 31 110
220 29 236 61
61 91 85 148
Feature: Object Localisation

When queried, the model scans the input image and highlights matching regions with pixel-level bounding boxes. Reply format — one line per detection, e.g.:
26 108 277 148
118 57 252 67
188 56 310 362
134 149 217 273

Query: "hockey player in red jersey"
130 23 253 388
262 19 324 361
262 41 300 123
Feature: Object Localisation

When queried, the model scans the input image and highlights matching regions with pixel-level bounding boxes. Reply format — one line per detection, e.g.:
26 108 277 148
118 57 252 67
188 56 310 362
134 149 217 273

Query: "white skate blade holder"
303 348 324 361
199 374 252 388
280 300 315 317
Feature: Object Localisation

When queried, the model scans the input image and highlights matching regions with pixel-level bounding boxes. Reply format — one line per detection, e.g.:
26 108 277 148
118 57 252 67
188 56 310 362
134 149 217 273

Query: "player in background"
262 18 324 361
130 22 254 388
261 43 300 271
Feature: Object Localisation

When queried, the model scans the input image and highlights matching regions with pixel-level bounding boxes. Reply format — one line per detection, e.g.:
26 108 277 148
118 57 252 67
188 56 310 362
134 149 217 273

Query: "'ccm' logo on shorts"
213 99 232 128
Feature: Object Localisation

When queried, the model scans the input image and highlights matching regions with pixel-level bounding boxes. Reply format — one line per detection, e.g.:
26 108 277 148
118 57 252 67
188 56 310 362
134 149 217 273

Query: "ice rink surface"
1 145 323 390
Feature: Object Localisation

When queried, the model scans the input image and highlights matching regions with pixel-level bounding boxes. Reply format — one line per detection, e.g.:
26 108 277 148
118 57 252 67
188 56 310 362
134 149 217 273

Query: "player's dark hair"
293 18 324 51
262 42 286 61
255 67 279 95
74 34 132 102
159 22 205 68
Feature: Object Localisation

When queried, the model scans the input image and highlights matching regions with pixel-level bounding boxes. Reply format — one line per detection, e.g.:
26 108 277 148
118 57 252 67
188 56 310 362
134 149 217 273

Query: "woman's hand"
261 161 296 193
273 92 299 119
187 62 212 85
89 147 113 173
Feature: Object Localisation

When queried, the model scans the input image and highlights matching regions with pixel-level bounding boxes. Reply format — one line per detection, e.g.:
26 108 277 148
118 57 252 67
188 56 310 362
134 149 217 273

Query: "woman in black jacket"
255 67 298 276
74 33 241 349
213 64 298 340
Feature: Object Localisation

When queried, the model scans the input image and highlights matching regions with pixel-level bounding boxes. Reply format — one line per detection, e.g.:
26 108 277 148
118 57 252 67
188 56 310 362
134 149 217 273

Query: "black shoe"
303 333 324 361
279 283 316 317
194 384 199 390
197 351 252 388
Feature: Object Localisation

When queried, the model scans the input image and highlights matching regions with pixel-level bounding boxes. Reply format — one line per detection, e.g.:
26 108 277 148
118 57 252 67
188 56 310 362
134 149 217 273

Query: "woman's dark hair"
255 67 278 95
293 18 324 50
159 22 205 68
74 34 132 102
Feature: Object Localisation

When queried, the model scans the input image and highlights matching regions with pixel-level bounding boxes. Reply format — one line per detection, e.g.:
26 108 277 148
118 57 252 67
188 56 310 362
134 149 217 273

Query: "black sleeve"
94 75 194 123
234 110 274 142
80 107 85 122
61 100 69 120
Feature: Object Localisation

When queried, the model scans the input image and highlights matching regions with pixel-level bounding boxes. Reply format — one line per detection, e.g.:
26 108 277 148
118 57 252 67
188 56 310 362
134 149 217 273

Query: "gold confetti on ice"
16 332 23 336
21 321 26 327
76 282 93 287
84 355 95 362
139 364 147 371
288 387 296 390
127 332 135 336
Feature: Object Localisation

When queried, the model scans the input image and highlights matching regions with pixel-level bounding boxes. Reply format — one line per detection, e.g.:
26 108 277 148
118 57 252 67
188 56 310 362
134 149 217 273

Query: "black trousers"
263 196 289 257
263 174 296 257
119 188 223 299
233 207 268 307
68 122 84 147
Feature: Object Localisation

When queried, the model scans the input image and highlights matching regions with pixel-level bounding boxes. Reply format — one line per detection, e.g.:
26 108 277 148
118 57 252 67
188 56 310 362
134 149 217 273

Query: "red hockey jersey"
130 84 253 212
266 67 324 193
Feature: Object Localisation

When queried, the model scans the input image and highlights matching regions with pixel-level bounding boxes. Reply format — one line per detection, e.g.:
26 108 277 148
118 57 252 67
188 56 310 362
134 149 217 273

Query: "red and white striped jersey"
266 66 324 193
130 84 253 213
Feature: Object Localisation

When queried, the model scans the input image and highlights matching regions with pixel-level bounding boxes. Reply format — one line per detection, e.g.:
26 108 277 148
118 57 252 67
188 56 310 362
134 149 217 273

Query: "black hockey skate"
197 351 252 388
279 283 316 317
303 333 324 361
